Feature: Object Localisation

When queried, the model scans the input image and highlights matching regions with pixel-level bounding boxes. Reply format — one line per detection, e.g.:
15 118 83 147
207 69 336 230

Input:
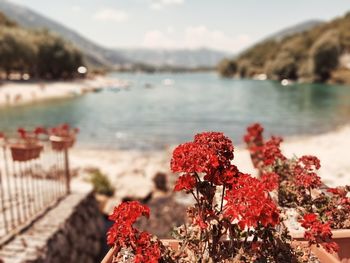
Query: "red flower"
299 213 338 253
107 201 150 246
171 142 219 174
17 128 27 139
261 136 286 166
194 132 234 168
34 126 47 135
294 157 322 189
219 165 239 185
109 201 150 225
295 173 321 189
224 174 280 229
134 232 161 263
174 174 197 192
300 213 318 228
107 201 160 261
299 155 321 170
260 172 279 191
0 132 4 139
244 123 264 146
327 187 347 197
61 123 70 130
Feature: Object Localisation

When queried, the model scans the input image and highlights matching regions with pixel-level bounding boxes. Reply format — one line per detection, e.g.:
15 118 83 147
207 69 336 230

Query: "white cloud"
141 26 252 53
93 8 129 22
142 30 177 48
71 5 82 12
150 0 184 10
184 26 252 52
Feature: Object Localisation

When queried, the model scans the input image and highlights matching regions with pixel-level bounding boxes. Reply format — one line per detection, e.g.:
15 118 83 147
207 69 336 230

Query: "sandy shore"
69 125 350 212
0 76 120 107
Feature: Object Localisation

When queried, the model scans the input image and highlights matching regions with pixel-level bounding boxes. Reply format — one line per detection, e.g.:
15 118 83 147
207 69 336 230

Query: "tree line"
218 12 350 84
0 12 84 80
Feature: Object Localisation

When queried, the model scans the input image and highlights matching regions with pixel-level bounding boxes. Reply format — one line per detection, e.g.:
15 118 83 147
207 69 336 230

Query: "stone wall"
0 188 104 263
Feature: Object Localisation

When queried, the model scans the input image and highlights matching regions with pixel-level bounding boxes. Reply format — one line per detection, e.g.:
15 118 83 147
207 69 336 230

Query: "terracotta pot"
284 213 350 263
101 239 327 263
311 245 341 263
49 135 75 151
10 143 43 162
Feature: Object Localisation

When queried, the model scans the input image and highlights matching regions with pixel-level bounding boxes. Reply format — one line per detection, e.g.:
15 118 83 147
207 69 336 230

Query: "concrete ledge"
0 181 104 263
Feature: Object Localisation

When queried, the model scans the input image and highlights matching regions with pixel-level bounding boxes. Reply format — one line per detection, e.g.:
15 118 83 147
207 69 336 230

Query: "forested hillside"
0 12 84 80
218 12 350 84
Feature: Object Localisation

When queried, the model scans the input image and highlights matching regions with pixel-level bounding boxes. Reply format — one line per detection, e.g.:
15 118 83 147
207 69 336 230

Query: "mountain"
266 20 324 41
0 0 127 67
116 48 230 68
218 12 350 84
0 0 228 69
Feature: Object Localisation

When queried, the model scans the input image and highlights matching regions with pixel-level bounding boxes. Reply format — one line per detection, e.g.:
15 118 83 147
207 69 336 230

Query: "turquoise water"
1 72 350 150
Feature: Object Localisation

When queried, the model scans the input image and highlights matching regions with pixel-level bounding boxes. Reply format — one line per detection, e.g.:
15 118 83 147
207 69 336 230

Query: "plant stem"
220 184 226 212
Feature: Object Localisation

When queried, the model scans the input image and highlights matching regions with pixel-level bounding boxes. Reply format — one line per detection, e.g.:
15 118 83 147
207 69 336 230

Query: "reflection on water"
1 72 350 150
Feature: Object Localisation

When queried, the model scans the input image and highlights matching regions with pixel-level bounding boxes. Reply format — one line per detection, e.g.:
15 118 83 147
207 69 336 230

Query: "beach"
69 124 350 213
0 76 121 107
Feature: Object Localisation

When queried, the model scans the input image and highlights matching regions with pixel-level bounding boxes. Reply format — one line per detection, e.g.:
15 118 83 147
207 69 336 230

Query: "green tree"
36 31 83 79
310 30 340 81
267 51 297 80
217 59 237 78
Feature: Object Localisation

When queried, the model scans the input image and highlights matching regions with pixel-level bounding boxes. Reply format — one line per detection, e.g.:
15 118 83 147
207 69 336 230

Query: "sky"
9 0 350 53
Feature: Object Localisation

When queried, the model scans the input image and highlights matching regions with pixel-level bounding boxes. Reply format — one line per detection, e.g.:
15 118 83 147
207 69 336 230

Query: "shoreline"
0 76 121 108
69 125 350 213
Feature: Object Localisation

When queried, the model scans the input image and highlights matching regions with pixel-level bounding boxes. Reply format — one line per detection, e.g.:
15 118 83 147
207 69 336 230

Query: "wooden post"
64 148 70 194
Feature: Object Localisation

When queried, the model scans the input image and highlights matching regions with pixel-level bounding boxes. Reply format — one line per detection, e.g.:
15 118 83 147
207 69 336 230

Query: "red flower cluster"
134 232 161 263
50 123 79 137
261 136 286 166
327 187 347 197
244 123 264 146
171 142 219 174
224 174 280 229
171 132 235 186
299 213 338 253
34 126 47 136
194 132 234 168
107 201 161 262
173 173 196 192
244 124 286 169
17 127 27 139
260 172 279 192
294 156 322 189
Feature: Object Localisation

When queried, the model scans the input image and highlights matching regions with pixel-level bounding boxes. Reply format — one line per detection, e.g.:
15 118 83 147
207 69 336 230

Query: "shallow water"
1 72 350 150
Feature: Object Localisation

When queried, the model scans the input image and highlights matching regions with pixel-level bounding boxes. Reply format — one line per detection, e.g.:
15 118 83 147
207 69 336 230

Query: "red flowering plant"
8 127 47 161
299 213 339 253
49 123 79 137
244 123 349 248
16 127 47 145
243 123 323 209
49 123 79 151
106 131 327 262
106 201 173 263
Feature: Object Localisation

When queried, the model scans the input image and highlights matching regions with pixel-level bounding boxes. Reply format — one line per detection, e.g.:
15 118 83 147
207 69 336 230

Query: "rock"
135 195 187 238
153 172 169 192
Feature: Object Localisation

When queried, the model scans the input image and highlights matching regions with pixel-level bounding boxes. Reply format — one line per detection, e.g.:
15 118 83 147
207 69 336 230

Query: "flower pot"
101 239 326 263
311 245 341 263
49 135 75 151
284 209 350 262
10 143 43 162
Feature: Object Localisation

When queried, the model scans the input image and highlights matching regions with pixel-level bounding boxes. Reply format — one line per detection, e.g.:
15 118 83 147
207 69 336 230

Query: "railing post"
64 148 70 194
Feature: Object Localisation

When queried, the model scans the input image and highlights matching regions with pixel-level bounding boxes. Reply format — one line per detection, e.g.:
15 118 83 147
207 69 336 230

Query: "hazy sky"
10 0 350 53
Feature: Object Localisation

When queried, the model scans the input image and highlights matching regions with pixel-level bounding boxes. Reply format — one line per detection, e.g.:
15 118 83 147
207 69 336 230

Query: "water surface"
1 72 350 150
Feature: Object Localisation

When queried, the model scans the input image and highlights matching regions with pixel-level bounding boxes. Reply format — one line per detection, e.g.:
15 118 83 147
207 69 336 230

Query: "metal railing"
0 139 71 246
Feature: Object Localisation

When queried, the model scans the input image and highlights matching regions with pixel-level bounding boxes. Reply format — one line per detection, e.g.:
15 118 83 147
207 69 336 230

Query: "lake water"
1 72 350 150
